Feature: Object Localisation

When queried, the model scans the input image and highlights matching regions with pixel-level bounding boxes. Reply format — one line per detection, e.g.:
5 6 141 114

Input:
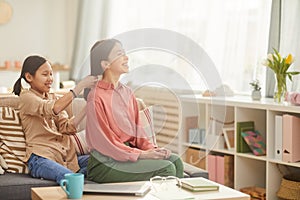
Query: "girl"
13 55 97 183
86 39 184 183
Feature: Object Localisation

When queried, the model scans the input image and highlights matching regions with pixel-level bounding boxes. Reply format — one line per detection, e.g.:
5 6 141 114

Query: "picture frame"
223 127 235 150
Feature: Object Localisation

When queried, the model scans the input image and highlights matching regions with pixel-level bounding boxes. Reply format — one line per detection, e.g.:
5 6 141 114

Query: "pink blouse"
86 80 154 162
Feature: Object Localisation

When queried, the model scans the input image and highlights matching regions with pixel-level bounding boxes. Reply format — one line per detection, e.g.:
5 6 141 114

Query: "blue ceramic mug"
60 173 84 199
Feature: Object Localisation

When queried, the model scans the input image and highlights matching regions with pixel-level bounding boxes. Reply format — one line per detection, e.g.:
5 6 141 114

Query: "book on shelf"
236 121 254 153
241 130 266 156
189 128 206 145
224 155 234 188
207 154 234 188
185 116 198 141
275 115 283 160
216 156 225 184
180 177 219 192
282 114 300 162
207 154 217 182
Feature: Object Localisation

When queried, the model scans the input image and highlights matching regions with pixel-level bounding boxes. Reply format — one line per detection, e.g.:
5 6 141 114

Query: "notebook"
241 130 266 156
180 177 219 192
83 181 151 196
236 121 254 153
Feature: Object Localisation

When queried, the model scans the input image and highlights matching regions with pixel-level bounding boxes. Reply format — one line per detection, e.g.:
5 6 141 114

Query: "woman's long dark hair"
90 39 120 76
84 39 121 100
12 55 47 96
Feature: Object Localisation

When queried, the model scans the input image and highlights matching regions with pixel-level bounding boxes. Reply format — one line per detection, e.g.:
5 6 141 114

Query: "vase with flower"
263 48 300 103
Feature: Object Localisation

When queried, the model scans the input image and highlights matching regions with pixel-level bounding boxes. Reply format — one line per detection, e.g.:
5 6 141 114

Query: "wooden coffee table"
31 178 250 200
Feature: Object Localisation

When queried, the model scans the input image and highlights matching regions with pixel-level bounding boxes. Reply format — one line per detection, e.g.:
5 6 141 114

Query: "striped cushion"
139 106 157 146
0 107 28 173
70 130 89 155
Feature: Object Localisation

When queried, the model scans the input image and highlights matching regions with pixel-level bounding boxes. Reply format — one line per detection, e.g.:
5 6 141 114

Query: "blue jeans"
28 153 89 184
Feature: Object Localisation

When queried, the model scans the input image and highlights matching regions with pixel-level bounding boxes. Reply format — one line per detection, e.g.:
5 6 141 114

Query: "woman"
86 39 184 183
12 55 97 183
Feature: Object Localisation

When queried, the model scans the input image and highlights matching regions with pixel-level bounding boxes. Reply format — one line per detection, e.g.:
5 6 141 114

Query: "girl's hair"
12 55 47 96
90 38 121 76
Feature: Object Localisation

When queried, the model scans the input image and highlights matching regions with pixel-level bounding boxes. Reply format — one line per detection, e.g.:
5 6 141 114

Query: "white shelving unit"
180 94 300 200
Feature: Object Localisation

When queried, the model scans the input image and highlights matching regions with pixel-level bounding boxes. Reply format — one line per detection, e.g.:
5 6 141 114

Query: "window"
76 0 272 94
280 0 300 92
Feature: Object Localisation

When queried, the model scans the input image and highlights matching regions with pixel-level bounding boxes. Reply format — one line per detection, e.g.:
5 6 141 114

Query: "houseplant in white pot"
250 79 261 100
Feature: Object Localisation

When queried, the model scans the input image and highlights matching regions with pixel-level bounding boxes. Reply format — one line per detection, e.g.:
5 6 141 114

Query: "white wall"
0 0 78 89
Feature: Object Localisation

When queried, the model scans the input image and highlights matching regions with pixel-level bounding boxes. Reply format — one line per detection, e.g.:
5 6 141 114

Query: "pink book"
216 156 225 184
282 114 300 162
207 154 217 182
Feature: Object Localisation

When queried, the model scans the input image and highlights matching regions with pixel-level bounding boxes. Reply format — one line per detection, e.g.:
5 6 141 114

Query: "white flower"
267 53 273 62
262 59 269 67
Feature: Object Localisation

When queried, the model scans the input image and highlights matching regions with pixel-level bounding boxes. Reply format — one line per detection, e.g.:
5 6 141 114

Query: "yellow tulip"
285 54 293 64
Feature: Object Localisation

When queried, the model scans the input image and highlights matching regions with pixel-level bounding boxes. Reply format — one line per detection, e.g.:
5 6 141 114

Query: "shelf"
180 94 300 113
210 148 235 155
183 142 235 155
0 64 69 71
236 152 267 161
180 94 300 199
183 142 206 150
0 67 21 71
268 159 300 168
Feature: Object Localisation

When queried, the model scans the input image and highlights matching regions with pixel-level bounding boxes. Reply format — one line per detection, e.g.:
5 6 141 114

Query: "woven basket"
277 174 300 200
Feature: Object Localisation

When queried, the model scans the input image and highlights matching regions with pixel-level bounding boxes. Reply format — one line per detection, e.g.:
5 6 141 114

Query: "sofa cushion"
70 130 89 155
0 95 20 109
0 172 57 200
139 106 157 146
0 106 28 173
183 162 209 178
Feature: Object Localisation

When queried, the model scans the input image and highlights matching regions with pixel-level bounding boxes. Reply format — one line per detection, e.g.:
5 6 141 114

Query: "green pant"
87 150 184 183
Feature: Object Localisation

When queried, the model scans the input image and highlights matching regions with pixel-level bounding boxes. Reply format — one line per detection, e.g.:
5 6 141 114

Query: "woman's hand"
154 147 171 159
139 148 171 160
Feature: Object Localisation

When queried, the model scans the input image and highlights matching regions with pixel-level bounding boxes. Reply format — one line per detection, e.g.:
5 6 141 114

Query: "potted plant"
250 79 261 100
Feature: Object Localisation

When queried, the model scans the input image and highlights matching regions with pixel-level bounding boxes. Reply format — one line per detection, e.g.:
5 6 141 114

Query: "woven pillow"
0 106 28 173
70 130 89 156
139 106 157 146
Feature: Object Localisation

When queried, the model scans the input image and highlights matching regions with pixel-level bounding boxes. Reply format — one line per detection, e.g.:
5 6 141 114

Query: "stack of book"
180 177 219 192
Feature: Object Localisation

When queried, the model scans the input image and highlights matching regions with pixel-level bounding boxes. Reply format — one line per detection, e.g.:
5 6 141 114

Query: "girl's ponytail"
12 77 22 96
12 55 47 96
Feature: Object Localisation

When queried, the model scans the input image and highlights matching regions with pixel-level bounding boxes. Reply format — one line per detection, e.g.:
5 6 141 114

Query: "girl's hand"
73 75 99 95
78 75 99 89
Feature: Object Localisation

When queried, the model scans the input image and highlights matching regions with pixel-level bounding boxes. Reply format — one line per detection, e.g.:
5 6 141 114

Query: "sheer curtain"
280 0 300 92
71 0 272 94
70 0 110 81
104 0 272 93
